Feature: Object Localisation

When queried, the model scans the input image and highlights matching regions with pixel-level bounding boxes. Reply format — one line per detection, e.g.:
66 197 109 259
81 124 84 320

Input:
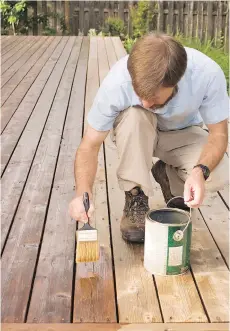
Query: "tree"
0 0 27 35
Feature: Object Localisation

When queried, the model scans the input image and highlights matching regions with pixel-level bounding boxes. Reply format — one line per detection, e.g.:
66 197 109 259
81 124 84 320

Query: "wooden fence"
3 1 230 48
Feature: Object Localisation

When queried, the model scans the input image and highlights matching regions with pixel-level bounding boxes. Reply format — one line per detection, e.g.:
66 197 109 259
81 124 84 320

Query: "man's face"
141 86 178 110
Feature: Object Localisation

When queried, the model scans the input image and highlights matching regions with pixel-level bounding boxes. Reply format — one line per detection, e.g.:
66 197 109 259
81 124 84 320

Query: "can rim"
146 208 190 227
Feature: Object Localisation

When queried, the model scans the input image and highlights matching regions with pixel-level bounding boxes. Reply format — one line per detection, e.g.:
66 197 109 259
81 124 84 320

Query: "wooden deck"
1 36 229 331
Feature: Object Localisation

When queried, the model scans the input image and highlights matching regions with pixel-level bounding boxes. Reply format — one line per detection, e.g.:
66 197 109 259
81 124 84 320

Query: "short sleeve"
199 66 229 124
87 83 130 131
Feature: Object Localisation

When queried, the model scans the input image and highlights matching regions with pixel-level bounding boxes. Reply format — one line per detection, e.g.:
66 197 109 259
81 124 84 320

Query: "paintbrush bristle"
76 230 100 263
76 240 100 263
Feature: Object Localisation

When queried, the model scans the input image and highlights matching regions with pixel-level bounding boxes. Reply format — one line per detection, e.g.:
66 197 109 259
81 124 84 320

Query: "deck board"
1 36 229 327
73 37 117 323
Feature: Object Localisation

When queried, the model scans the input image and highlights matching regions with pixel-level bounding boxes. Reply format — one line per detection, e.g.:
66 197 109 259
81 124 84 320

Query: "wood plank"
199 193 229 267
105 37 162 323
190 210 229 322
26 37 86 323
0 38 62 156
1 323 230 331
1 36 52 106
0 37 62 135
0 37 71 252
1 36 40 75
111 36 127 59
73 36 117 323
1 36 79 324
1 37 45 87
1 36 28 59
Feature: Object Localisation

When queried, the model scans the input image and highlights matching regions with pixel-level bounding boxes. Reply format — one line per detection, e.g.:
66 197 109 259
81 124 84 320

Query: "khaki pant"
112 106 228 197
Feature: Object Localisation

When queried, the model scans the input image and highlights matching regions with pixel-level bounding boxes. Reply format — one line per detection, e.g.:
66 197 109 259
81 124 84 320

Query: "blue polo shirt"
87 47 229 132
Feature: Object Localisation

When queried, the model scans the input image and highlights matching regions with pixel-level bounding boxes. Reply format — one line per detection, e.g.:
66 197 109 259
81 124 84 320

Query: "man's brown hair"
127 32 187 100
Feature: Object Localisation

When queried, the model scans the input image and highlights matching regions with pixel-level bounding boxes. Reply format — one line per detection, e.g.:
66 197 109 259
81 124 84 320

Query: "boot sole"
122 234 145 243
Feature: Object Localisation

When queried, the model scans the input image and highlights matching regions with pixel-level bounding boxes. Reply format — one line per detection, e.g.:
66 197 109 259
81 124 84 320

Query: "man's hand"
184 167 205 208
69 195 95 223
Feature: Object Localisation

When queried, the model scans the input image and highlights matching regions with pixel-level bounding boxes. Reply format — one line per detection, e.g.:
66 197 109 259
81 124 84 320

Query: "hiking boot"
151 160 174 203
120 187 149 243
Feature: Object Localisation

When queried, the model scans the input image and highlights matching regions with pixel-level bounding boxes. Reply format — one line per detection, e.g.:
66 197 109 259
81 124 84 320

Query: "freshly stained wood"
27 37 85 323
104 37 162 323
1 36 53 105
1 37 70 251
74 37 117 323
1 323 230 331
200 193 229 267
1 36 28 59
1 37 78 323
1 36 41 76
0 37 62 136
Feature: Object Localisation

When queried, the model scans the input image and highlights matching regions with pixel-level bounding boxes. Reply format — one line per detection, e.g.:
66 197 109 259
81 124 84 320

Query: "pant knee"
114 106 157 132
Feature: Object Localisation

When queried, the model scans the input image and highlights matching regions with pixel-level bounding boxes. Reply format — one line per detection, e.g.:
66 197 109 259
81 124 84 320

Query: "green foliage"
0 0 26 35
130 1 154 38
123 36 137 53
102 16 125 37
175 34 229 93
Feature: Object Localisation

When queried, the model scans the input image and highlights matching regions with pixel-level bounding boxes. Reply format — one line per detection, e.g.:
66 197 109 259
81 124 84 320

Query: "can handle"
173 207 192 241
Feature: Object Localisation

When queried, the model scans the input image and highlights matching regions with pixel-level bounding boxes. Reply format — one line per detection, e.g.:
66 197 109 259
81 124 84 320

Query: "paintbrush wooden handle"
83 192 90 219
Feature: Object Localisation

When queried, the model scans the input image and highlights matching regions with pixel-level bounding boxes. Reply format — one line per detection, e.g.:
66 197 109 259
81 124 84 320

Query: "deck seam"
190 267 211 322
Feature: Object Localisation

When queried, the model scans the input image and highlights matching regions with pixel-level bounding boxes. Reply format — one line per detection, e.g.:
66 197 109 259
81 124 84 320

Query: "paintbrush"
75 192 100 263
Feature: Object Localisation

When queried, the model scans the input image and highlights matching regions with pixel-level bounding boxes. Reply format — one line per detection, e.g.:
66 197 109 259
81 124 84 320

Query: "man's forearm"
197 133 228 171
74 144 99 197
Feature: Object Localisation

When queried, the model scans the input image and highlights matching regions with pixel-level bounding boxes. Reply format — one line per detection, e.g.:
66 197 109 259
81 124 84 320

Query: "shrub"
102 16 125 37
130 1 155 38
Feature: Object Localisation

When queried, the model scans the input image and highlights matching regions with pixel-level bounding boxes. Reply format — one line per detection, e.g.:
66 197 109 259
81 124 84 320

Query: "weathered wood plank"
1 36 40 75
0 37 62 135
190 210 229 322
0 37 71 252
1 36 28 59
199 193 229 267
1 37 79 324
26 37 86 323
1 37 52 106
111 36 126 59
0 38 63 168
73 37 117 323
1 37 45 87
2 323 229 331
104 37 162 323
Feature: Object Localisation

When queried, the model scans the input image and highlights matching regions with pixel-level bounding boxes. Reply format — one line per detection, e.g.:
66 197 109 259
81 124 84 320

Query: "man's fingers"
184 182 192 203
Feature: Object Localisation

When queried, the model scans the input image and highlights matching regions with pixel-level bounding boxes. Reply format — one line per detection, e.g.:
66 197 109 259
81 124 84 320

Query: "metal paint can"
144 198 192 276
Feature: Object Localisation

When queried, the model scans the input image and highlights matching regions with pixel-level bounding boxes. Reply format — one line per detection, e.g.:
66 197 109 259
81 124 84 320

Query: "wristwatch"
193 164 210 181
